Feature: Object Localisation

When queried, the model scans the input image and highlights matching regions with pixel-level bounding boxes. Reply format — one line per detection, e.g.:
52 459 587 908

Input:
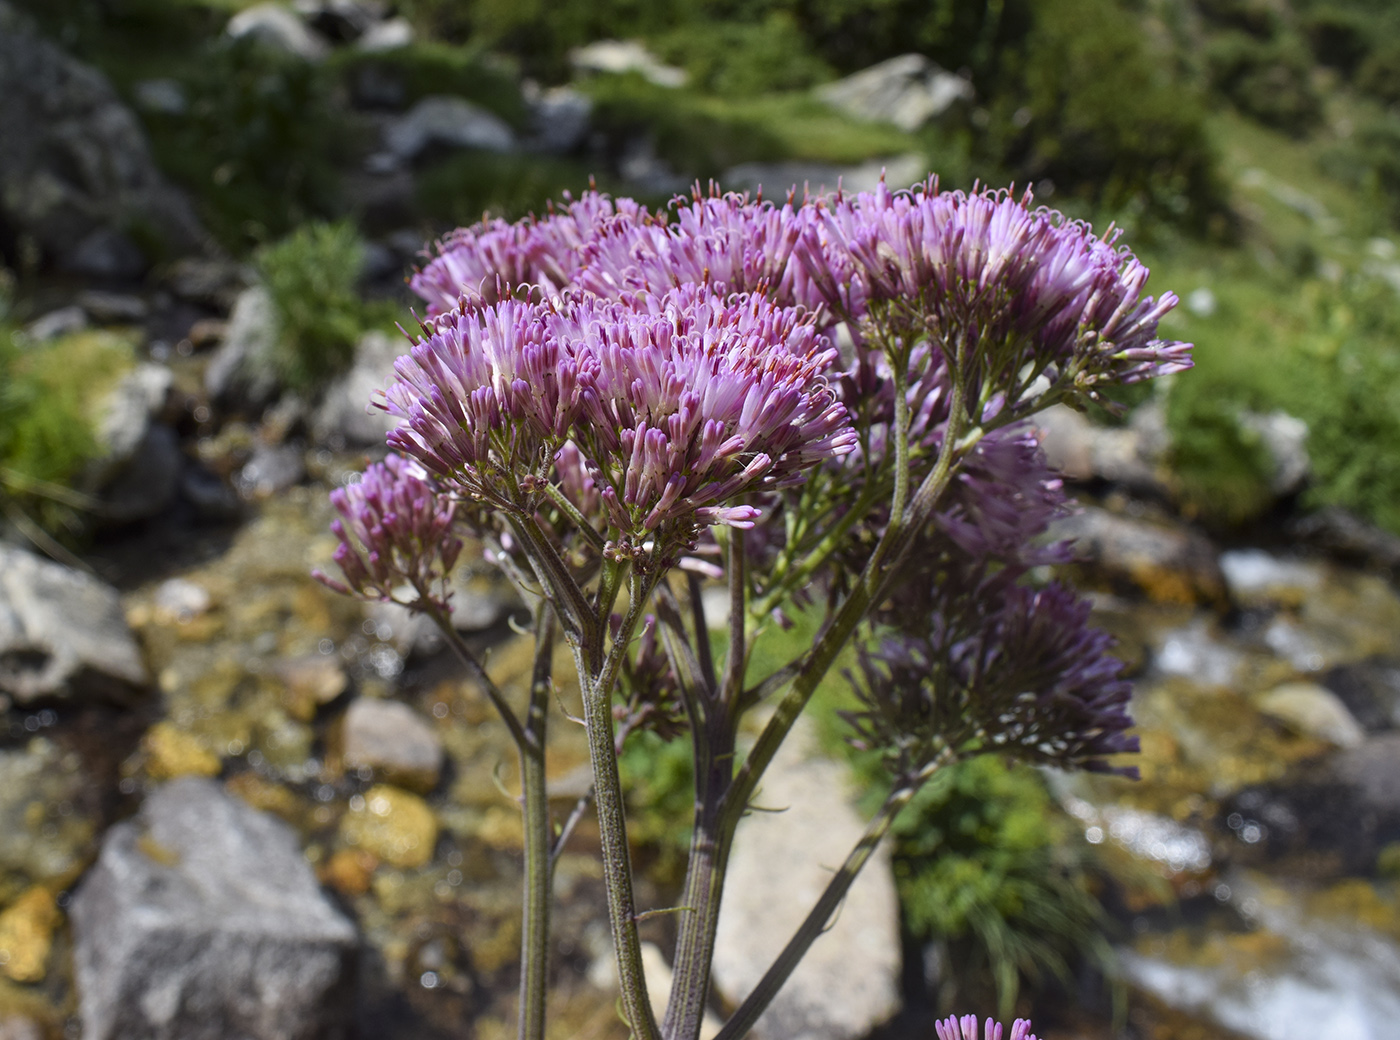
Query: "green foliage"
253 222 367 394
145 37 347 252
883 757 1111 1018
1164 384 1276 527
416 155 623 227
649 14 832 98
618 732 695 882
1357 40 1400 106
327 42 528 126
1321 115 1400 227
1204 30 1323 134
1301 5 1373 75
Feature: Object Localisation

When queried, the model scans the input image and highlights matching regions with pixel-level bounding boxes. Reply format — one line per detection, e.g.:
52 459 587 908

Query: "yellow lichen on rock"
143 722 221 780
339 785 438 869
0 888 59 984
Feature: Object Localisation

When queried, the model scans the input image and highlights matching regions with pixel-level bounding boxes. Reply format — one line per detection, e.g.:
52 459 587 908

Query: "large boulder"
712 721 901 1040
0 2 203 274
816 54 973 132
70 778 357 1040
1051 506 1227 606
382 96 516 163
0 544 148 705
311 329 402 449
226 3 331 62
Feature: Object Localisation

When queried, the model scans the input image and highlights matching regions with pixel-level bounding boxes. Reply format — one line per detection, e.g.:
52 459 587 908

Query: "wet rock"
311 329 401 449
78 290 148 325
153 579 213 624
339 784 437 868
1053 506 1226 606
0 885 59 983
524 84 592 155
341 698 443 792
723 154 928 198
815 54 973 132
1257 682 1364 748
356 17 412 52
0 738 95 898
382 96 516 162
0 2 203 270
1059 793 1212 876
713 721 900 1040
70 777 357 1040
179 464 241 521
204 286 280 406
1289 506 1400 572
94 363 172 467
271 656 348 720
143 722 222 781
1219 550 1324 608
91 361 182 523
98 424 183 524
1321 657 1400 731
1121 871 1400 1040
226 3 331 61
23 305 88 343
0 1016 43 1040
569 40 686 87
0 544 147 704
1033 402 1171 497
236 443 306 500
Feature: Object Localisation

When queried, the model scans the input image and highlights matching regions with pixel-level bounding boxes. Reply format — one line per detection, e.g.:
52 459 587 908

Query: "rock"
179 464 242 521
0 1015 43 1040
816 54 973 132
339 784 437 868
94 363 172 467
153 579 213 624
1257 682 1365 748
204 286 280 406
23 305 88 343
0 885 58 984
1219 549 1324 608
1289 506 1400 573
1331 733 1400 817
617 136 687 196
524 84 592 155
311 329 402 449
292 0 385 42
340 698 443 791
1150 619 1247 688
70 777 357 1040
0 3 203 270
1032 401 1171 497
133 78 187 116
235 443 306 500
1321 657 1400 731
1051 506 1227 606
271 655 347 720
356 16 412 52
89 364 182 524
0 738 94 896
723 154 928 198
78 290 148 324
382 95 516 162
569 40 687 88
143 722 222 781
0 544 148 704
226 3 331 62
164 256 249 311
97 423 183 524
712 721 900 1040
1239 410 1310 496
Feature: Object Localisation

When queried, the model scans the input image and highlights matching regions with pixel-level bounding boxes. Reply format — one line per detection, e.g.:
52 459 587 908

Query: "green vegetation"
253 222 371 394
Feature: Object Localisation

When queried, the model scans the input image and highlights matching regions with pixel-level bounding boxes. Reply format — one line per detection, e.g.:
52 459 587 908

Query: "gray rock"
1051 506 1226 605
1289 506 1400 572
0 737 93 893
23 305 88 343
341 698 443 791
70 777 357 1040
524 84 592 155
179 465 242 521
1218 549 1324 608
98 424 183 524
0 1015 43 1040
78 290 149 324
86 363 181 524
618 136 688 196
292 0 385 42
236 443 306 500
204 286 280 406
133 78 187 116
1032 401 1172 497
0 544 148 704
356 16 412 52
153 579 213 622
816 54 973 132
712 721 900 1040
383 95 516 161
164 256 249 311
1257 682 1365 748
569 40 686 88
95 364 173 468
1239 409 1310 496
311 329 403 449
226 3 331 62
1322 657 1400 731
723 154 928 198
0 3 203 269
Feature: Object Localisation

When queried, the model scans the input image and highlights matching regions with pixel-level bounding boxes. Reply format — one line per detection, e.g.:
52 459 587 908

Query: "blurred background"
2 1 1400 1038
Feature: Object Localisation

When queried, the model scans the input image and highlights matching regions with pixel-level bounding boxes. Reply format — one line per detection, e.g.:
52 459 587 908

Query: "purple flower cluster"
314 453 462 608
803 179 1191 416
378 284 854 548
935 1016 1038 1040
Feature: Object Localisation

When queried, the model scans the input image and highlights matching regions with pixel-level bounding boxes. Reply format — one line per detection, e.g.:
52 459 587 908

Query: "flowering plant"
317 179 1189 1040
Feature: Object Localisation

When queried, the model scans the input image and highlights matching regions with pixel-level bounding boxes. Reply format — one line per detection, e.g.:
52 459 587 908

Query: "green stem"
574 567 661 1040
720 529 747 704
519 608 554 1040
428 603 532 755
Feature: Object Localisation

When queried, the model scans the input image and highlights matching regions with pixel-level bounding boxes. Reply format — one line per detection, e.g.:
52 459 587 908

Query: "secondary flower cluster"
377 284 855 551
935 1017 1038 1040
314 453 462 610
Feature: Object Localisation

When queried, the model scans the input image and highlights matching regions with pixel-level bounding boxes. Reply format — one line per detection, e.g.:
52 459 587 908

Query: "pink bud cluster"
314 454 462 607
935 1016 1038 1040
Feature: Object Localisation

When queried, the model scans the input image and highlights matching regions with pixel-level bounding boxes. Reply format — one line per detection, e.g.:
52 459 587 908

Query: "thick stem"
574 568 662 1040
519 742 551 1040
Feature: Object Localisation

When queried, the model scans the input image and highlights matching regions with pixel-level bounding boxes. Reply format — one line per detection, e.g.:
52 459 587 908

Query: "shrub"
416 155 622 228
253 222 367 394
1357 40 1400 106
649 13 832 97
1301 6 1373 75
327 42 528 126
1164 384 1276 527
1204 31 1323 133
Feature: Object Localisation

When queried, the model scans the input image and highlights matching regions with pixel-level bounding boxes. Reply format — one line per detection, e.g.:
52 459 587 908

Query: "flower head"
935 1016 1038 1040
314 454 462 609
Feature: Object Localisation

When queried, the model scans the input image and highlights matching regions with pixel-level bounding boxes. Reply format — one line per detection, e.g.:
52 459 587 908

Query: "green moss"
327 42 528 127
416 155 625 227
648 14 832 98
